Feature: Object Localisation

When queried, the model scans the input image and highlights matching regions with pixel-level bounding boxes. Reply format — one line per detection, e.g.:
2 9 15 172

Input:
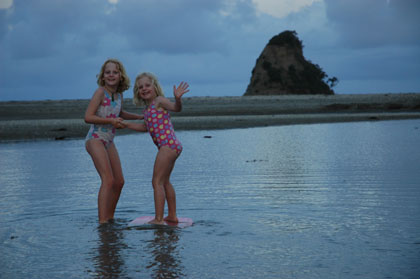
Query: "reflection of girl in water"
93 224 127 277
146 230 183 278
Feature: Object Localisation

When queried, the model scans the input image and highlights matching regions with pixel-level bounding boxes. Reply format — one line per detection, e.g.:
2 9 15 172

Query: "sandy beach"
1 93 420 141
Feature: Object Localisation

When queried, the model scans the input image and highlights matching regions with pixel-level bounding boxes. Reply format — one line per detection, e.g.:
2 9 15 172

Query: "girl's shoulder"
87 88 106 111
90 87 106 102
94 87 106 97
154 95 166 103
154 96 170 109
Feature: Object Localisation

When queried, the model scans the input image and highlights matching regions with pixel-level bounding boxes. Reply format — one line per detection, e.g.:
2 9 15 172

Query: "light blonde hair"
132 72 165 106
96 58 130 93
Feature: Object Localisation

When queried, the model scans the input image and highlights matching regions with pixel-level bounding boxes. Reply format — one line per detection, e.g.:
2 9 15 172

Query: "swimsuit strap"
103 89 119 102
149 99 157 108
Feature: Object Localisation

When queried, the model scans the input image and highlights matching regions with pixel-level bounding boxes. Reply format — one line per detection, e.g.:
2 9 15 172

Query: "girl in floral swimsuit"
84 59 143 223
85 90 121 148
124 72 189 225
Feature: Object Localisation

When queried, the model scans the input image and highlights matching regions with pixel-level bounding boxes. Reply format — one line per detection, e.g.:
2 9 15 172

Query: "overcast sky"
1 0 419 101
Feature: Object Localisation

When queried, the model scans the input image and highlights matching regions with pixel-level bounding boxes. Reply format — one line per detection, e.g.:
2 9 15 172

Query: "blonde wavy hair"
96 58 130 93
132 72 165 106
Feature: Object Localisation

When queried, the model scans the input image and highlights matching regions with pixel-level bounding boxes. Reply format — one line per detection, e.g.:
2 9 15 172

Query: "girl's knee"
114 177 124 190
152 178 164 190
101 173 113 186
102 175 124 189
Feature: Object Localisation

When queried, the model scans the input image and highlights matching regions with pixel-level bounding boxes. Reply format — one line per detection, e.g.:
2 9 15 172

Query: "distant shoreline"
1 93 420 141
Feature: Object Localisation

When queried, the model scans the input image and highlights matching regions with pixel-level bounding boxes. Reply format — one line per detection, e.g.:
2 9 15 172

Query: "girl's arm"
84 88 123 127
119 96 144 120
123 121 147 132
156 81 189 112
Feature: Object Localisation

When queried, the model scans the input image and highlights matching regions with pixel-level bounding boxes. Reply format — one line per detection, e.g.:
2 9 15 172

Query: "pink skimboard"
128 216 193 228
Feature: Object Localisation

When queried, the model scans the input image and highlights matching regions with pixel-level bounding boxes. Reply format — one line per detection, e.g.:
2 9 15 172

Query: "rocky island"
245 30 336 96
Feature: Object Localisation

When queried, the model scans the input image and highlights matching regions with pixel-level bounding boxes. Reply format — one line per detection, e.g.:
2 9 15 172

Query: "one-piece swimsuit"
85 90 121 148
143 100 182 155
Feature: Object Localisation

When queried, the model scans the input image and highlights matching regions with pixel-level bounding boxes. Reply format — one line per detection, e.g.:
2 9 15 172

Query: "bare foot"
148 219 165 225
164 216 179 223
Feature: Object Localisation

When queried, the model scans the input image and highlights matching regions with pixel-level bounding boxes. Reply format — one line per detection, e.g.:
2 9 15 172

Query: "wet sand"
1 93 420 141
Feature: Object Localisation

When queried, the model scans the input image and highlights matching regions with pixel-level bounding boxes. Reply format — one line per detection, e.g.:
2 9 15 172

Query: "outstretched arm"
123 121 147 132
157 81 189 112
119 98 144 120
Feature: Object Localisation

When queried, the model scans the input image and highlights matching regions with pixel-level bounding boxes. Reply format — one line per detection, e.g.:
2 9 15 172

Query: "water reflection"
91 222 127 278
146 228 184 279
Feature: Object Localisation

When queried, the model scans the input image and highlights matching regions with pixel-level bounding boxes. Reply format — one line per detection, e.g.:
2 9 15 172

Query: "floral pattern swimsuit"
85 90 121 148
144 100 182 155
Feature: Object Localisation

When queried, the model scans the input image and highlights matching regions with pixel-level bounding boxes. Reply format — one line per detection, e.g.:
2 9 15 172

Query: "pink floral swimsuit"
144 100 182 155
85 90 121 148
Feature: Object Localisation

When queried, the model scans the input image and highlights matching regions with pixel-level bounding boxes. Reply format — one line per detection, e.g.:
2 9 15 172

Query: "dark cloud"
0 0 261 100
0 0 419 100
324 0 420 48
1 0 106 60
317 0 420 93
2 0 258 59
0 10 10 41
110 0 257 54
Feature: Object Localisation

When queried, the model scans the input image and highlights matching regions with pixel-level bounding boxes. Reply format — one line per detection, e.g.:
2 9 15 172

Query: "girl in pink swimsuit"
124 72 189 225
143 99 183 155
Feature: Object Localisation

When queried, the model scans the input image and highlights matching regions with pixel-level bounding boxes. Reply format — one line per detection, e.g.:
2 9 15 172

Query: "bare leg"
86 140 124 223
164 178 178 223
149 146 178 225
106 143 125 216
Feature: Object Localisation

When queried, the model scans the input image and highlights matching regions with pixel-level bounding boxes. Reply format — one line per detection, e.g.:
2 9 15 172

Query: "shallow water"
1 120 420 279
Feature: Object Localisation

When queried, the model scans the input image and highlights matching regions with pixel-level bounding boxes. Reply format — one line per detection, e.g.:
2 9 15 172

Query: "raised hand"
173 82 189 100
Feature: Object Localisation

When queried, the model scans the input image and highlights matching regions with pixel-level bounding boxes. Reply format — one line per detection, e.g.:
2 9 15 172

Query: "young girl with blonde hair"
124 72 189 225
85 58 143 223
